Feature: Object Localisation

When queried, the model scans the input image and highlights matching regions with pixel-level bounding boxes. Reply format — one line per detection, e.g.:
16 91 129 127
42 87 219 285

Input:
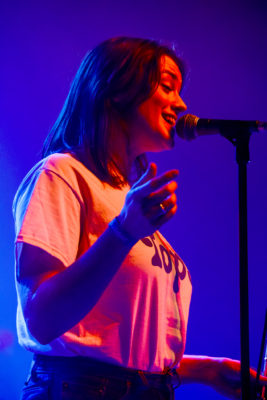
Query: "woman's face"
128 55 187 157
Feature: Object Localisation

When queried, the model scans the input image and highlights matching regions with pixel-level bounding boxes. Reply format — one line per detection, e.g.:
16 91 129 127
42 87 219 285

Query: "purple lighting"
1 1 266 399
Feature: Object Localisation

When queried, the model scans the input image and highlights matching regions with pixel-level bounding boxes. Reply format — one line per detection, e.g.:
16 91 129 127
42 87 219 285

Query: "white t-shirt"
13 152 192 372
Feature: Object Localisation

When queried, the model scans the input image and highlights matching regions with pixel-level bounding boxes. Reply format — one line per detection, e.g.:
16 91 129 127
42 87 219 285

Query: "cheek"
149 92 168 120
138 97 164 125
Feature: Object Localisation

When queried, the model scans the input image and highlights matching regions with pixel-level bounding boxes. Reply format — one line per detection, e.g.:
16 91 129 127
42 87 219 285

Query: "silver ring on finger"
159 202 167 215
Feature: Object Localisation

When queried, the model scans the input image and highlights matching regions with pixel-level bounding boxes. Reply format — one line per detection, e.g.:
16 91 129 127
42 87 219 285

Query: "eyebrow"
162 70 180 81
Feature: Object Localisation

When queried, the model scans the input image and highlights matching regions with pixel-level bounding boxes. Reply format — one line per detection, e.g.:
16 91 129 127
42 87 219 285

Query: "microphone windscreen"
176 114 199 140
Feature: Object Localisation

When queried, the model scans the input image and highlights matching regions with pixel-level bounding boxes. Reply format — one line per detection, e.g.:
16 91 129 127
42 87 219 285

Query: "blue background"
0 0 266 398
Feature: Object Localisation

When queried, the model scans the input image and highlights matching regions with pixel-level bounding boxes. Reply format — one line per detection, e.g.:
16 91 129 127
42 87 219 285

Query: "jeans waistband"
32 354 180 388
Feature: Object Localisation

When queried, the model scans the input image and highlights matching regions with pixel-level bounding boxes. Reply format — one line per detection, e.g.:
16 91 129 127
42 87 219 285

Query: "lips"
162 113 177 126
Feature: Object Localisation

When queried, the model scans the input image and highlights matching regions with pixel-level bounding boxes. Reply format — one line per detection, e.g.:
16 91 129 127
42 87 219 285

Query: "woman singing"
13 37 266 399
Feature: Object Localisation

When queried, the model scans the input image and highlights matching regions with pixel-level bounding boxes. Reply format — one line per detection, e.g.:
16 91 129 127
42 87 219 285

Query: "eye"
161 84 172 93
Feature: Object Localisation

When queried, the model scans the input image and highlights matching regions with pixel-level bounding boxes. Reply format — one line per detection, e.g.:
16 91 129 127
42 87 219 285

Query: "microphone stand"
221 126 252 400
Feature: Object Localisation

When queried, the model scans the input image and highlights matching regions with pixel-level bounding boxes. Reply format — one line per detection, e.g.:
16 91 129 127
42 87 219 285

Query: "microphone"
176 114 267 141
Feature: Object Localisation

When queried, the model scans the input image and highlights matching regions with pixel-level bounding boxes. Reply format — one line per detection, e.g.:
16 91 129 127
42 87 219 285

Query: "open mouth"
162 113 177 126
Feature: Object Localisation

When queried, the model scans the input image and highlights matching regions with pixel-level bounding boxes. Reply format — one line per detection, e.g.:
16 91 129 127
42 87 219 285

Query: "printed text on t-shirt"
141 234 191 293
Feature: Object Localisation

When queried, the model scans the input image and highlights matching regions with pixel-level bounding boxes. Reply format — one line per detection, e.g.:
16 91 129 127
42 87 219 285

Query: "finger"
258 375 267 384
159 196 177 218
142 191 177 217
135 169 179 199
144 182 178 207
132 162 157 188
146 195 177 222
249 367 267 383
153 203 178 226
162 193 177 212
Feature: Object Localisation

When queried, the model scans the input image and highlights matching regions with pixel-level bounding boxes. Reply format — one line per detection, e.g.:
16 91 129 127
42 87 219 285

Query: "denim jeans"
21 355 177 399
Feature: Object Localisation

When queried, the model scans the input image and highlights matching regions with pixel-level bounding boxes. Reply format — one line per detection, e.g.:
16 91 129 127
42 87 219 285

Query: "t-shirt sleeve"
14 167 83 267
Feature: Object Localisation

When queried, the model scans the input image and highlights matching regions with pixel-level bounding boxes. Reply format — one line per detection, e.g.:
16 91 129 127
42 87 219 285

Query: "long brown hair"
42 37 186 187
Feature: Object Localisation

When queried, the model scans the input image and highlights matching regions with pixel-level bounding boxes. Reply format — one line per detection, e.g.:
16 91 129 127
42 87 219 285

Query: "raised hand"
118 162 179 240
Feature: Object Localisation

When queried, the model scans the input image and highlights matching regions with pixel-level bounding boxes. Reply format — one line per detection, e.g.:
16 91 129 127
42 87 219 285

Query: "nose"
172 93 187 115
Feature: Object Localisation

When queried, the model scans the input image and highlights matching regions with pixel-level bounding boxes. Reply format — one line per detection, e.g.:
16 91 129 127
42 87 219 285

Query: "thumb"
133 162 157 187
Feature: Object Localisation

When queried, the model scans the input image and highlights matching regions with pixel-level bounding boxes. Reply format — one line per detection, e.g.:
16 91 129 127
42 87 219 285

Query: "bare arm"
16 163 179 345
17 229 133 345
177 355 267 399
